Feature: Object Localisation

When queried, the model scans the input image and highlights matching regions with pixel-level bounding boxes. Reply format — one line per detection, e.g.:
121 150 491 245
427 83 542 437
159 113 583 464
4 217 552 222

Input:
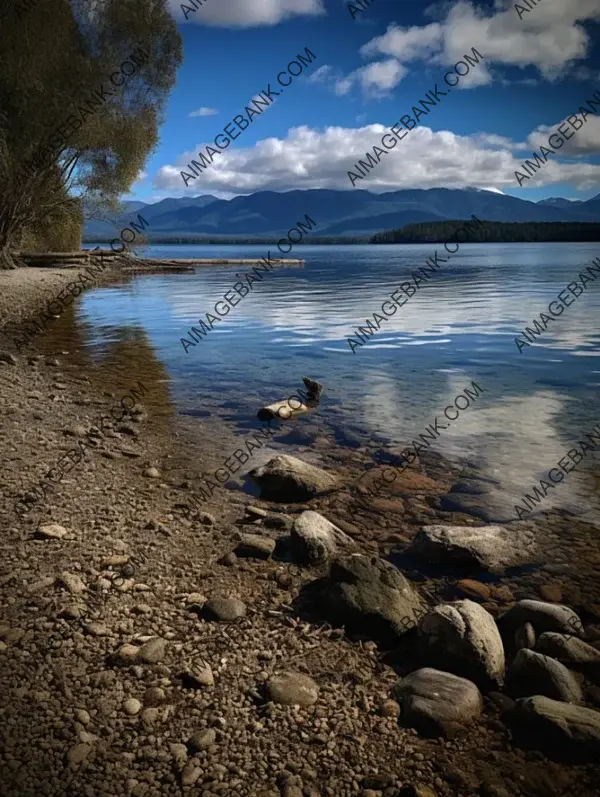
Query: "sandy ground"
1 266 600 797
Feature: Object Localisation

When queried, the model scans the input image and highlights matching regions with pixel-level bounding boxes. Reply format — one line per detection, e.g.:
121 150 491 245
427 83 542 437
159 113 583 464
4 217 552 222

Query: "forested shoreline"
370 220 600 243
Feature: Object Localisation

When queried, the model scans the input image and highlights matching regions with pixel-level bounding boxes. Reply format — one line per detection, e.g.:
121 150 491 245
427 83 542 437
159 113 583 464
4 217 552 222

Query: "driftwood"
257 377 323 422
18 252 304 269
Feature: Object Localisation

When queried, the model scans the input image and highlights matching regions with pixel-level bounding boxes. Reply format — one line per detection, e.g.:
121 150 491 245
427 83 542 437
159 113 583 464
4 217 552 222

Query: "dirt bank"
1 267 600 797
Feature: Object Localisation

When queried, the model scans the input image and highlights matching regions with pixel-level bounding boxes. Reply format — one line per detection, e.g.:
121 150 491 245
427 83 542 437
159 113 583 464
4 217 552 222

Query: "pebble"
67 743 91 766
141 707 160 727
35 523 69 540
203 596 246 622
144 686 166 705
75 709 91 725
123 698 142 715
189 729 217 751
236 534 276 559
85 622 109 636
181 764 202 786
143 466 161 478
65 424 87 437
246 506 268 519
112 643 140 664
169 743 188 767
266 672 319 706
58 572 86 594
457 579 491 601
379 699 401 718
138 637 166 663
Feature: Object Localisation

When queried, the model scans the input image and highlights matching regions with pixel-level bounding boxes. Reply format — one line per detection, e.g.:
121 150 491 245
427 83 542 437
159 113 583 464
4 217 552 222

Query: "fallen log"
257 377 323 422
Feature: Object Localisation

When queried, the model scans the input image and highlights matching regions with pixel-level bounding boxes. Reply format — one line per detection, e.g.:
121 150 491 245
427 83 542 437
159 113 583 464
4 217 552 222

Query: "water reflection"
30 242 600 526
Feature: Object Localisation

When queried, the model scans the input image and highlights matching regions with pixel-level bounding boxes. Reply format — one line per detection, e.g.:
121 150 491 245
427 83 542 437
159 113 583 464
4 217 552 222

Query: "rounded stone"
266 672 319 706
203 596 246 622
75 709 91 725
188 728 216 751
123 698 142 715
138 637 166 663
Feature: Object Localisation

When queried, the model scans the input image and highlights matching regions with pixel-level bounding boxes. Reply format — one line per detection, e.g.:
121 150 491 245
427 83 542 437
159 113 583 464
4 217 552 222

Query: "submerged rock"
393 668 483 738
408 524 537 573
249 455 339 502
419 599 505 686
322 554 424 641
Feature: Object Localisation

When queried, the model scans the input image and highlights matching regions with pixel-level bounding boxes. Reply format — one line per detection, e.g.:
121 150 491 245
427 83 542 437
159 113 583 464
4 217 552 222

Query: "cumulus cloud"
335 59 408 96
169 0 324 27
154 123 600 195
360 22 444 62
527 111 600 156
189 107 219 117
308 61 407 96
349 0 600 94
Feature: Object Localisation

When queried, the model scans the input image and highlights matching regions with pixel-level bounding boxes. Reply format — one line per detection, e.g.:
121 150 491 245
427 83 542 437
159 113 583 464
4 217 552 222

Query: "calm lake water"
68 242 600 525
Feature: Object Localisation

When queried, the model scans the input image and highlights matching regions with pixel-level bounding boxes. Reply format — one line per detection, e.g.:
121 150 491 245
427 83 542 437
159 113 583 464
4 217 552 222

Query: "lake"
73 242 600 525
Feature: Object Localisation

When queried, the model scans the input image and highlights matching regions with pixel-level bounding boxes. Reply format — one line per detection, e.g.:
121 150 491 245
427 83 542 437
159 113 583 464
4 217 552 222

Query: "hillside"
83 188 600 241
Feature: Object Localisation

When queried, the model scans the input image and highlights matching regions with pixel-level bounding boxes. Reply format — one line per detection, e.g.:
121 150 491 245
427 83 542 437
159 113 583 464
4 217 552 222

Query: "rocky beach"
1 265 600 797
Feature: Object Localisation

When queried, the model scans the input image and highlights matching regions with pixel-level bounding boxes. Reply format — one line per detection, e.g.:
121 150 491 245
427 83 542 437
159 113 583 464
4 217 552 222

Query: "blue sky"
128 0 600 204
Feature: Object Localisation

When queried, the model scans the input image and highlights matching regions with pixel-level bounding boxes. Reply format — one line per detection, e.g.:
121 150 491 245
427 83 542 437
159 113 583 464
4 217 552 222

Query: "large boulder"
322 554 424 641
393 668 483 738
408 524 537 573
419 600 505 686
291 511 355 565
249 455 339 502
536 632 600 674
508 649 583 704
512 696 600 762
498 600 583 642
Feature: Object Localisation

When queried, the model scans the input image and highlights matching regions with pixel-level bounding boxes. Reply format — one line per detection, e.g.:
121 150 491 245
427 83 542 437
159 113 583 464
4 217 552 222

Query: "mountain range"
82 188 600 240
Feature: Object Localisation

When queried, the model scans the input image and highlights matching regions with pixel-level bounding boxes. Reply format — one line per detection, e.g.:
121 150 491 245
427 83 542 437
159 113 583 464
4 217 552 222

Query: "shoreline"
1 266 600 795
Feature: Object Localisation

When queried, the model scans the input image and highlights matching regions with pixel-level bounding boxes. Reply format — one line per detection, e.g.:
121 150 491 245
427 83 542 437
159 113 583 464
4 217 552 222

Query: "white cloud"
169 0 325 27
337 59 408 96
360 22 444 62
353 0 600 92
189 107 219 117
154 122 600 195
307 60 407 97
528 111 600 156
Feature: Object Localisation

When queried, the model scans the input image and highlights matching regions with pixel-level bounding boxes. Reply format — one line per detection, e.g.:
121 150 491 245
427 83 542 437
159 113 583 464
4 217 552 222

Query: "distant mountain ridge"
83 188 600 240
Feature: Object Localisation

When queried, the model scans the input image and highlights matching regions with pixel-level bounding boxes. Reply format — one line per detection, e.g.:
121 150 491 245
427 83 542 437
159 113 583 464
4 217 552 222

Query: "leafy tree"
0 0 182 267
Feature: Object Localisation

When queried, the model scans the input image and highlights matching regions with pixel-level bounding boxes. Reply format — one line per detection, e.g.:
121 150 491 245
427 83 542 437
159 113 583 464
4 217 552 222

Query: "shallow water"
59 242 600 525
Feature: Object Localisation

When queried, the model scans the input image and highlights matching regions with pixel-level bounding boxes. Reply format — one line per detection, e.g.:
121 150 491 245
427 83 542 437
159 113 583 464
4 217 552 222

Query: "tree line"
370 220 600 243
